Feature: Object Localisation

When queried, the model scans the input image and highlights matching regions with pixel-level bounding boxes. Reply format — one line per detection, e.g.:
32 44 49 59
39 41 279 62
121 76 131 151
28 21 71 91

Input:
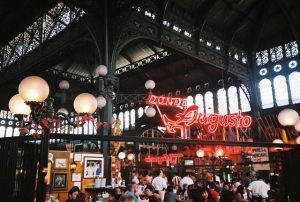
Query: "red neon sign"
147 95 253 134
147 95 187 108
144 153 183 165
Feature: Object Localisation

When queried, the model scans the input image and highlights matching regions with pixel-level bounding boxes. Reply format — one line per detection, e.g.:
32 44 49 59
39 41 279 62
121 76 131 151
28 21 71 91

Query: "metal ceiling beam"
3 134 300 148
120 52 134 64
144 41 158 54
227 0 264 40
275 0 300 44
250 0 270 52
0 19 89 85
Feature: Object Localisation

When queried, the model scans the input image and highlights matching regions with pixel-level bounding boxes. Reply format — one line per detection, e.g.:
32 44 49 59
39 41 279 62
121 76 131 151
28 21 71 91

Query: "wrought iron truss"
115 50 171 75
45 68 94 84
0 0 250 85
114 1 249 80
114 94 148 109
0 2 86 80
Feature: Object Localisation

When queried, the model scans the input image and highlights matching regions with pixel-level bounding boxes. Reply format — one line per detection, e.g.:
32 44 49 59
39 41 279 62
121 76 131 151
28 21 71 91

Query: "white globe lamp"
96 65 108 77
145 106 156 117
196 149 204 158
73 93 97 114
18 76 49 102
145 80 155 90
58 107 69 115
127 153 135 160
272 139 283 150
294 120 300 132
216 148 224 157
295 136 300 144
118 152 126 160
278 109 299 126
59 80 70 90
96 95 107 109
9 94 31 115
171 144 177 151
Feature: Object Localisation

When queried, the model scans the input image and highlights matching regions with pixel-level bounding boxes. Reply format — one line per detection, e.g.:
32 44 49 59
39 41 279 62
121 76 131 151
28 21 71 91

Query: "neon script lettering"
161 105 252 134
144 153 184 165
147 95 187 108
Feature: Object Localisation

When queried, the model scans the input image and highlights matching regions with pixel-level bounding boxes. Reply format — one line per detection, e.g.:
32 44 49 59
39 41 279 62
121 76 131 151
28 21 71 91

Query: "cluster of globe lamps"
9 65 109 121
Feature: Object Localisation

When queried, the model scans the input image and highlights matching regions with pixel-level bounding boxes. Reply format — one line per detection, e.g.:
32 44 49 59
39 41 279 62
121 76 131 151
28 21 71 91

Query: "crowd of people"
46 170 283 202
115 170 284 202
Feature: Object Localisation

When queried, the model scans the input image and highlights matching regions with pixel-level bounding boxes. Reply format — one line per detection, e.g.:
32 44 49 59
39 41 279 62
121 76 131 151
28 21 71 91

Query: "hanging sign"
144 153 183 165
252 147 270 170
147 95 252 134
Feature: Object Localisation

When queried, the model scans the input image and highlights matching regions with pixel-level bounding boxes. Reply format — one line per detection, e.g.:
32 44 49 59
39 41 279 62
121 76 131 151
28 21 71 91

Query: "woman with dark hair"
220 183 234 202
164 185 179 202
145 185 159 202
234 185 248 202
200 187 216 202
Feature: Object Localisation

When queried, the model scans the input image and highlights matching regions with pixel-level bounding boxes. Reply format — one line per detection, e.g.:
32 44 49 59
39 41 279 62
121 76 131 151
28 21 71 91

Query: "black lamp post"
9 76 98 202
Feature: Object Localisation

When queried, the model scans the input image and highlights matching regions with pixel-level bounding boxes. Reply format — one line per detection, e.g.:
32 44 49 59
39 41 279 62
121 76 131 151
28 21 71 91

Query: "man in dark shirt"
66 186 80 202
164 186 179 202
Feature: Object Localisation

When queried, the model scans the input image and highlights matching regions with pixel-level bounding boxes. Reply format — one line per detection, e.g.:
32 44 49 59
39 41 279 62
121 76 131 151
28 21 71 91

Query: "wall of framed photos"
48 150 104 201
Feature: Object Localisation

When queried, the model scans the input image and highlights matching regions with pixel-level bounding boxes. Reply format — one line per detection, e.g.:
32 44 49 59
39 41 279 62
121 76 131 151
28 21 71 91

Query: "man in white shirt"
152 172 167 192
172 173 182 186
132 172 139 184
248 176 270 199
86 161 95 177
179 173 194 189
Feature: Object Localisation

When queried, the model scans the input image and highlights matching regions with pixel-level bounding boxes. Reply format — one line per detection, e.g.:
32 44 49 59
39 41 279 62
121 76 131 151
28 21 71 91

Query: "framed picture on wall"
83 157 104 178
54 158 68 169
53 173 68 191
73 153 82 162
72 173 82 182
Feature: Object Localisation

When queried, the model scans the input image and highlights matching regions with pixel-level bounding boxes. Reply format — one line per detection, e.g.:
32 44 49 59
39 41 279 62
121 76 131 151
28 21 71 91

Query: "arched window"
130 109 135 128
259 79 274 109
6 127 13 137
13 128 20 136
195 94 204 113
228 86 239 114
217 88 227 115
83 121 88 135
78 126 83 134
0 126 5 138
289 71 300 104
273 75 289 106
89 120 94 135
138 107 143 118
204 91 214 114
118 112 124 130
124 111 130 130
187 96 194 107
239 87 251 112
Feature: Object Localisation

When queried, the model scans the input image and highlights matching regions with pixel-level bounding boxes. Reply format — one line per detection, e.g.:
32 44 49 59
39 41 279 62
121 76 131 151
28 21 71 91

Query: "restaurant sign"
144 153 183 165
147 95 253 134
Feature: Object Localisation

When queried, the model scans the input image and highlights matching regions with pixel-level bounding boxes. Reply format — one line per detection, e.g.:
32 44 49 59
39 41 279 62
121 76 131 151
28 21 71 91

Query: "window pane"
6 127 13 137
138 107 143 118
274 75 289 106
217 88 227 115
228 86 239 114
124 111 130 130
204 92 214 114
0 126 5 138
130 109 135 128
118 112 124 130
239 87 251 112
13 128 20 137
195 94 204 113
187 96 194 107
259 79 274 109
289 71 300 104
